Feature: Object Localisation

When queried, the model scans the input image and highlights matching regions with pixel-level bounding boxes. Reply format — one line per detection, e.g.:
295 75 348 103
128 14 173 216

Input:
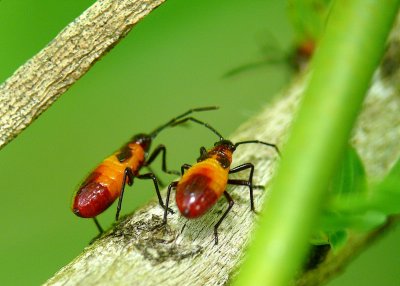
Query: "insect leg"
228 163 257 211
137 172 174 214
163 181 178 224
214 191 234 245
181 164 192 175
144 144 180 175
200 146 207 157
115 168 134 221
93 217 104 234
195 146 210 162
145 165 165 187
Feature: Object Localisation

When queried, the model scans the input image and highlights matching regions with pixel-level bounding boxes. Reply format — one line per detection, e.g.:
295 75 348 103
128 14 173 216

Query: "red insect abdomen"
72 143 145 218
72 165 123 218
176 159 229 219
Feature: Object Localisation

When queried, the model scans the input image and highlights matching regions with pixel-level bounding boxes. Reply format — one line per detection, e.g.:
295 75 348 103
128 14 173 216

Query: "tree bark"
0 0 165 150
44 21 400 285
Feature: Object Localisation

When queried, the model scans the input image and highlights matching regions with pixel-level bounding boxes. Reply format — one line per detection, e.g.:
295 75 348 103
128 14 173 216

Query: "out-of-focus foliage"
288 0 333 46
314 146 400 251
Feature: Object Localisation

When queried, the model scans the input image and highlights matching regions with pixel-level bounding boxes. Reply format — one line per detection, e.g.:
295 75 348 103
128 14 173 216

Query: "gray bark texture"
44 24 400 286
0 0 165 150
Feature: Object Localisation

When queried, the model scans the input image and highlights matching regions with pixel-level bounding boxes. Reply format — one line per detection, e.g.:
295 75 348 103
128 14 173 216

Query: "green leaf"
288 0 333 43
367 158 400 214
319 210 387 232
328 230 348 253
312 148 393 248
309 230 347 252
310 230 330 245
330 146 367 197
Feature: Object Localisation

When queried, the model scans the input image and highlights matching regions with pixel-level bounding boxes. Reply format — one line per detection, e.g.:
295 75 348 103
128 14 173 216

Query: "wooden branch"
0 0 166 150
43 21 400 285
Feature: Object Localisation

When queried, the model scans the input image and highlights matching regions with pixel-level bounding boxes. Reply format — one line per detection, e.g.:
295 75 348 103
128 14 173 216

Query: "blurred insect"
291 39 315 72
163 117 280 244
72 107 217 233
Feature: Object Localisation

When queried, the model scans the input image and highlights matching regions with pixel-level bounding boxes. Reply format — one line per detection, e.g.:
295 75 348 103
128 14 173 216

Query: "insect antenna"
150 106 219 139
170 117 224 141
234 140 280 156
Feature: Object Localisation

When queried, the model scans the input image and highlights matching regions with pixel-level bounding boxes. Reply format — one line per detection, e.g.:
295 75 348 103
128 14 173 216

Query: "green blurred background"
0 0 398 285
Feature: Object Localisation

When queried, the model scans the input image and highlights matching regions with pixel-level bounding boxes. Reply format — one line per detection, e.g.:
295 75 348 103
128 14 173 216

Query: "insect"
72 107 217 233
163 117 280 244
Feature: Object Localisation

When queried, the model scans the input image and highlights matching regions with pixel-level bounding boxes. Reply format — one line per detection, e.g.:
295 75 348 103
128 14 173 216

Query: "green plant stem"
234 1 399 286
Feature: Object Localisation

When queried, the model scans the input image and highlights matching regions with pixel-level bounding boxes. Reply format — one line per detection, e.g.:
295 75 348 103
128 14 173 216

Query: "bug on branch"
71 107 217 233
163 117 280 244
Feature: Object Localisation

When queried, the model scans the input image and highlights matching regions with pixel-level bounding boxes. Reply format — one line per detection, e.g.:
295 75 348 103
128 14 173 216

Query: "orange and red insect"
72 107 217 232
163 117 280 244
